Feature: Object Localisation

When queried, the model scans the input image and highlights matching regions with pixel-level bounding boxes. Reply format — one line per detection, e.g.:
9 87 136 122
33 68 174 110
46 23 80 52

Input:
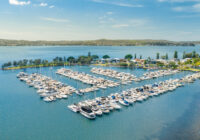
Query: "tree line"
1 52 111 69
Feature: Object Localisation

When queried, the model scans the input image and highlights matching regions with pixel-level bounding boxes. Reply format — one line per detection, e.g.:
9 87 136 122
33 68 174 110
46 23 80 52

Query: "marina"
137 69 180 81
56 68 119 93
68 73 200 119
17 72 76 102
1 0 200 138
1 46 200 140
91 67 180 82
91 67 137 83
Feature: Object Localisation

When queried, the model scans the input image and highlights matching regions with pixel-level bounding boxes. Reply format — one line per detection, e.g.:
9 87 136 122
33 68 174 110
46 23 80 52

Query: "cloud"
172 3 200 12
41 17 69 23
129 19 147 26
106 11 113 15
9 0 30 6
158 0 200 2
39 3 48 7
49 5 55 8
91 0 143 8
112 24 129 28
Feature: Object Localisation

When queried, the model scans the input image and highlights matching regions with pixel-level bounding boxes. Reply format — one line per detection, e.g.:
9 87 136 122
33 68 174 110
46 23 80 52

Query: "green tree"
125 54 133 60
134 53 137 59
129 62 135 68
166 53 168 60
183 51 186 59
67 56 76 64
156 61 165 67
168 61 177 69
140 55 142 59
13 61 18 67
161 55 166 60
34 59 41 66
103 55 110 59
192 51 199 58
91 55 99 60
88 52 91 57
174 51 178 59
156 53 160 59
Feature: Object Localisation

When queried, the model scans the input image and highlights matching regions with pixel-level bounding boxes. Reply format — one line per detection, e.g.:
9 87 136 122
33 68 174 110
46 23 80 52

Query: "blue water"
0 45 200 65
0 46 200 140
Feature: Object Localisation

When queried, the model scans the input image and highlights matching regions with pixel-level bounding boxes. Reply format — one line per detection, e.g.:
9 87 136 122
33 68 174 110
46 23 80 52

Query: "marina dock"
68 73 200 119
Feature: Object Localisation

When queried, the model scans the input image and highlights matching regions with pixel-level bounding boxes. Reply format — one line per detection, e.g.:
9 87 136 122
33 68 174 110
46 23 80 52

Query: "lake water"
0 45 200 65
0 46 200 140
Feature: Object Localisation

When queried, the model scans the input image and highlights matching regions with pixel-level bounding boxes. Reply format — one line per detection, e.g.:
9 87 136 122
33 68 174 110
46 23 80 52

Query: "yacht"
80 106 96 119
68 104 80 113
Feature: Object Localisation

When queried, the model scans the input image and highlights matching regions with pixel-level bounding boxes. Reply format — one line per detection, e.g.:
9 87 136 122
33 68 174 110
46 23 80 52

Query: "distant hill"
0 39 199 46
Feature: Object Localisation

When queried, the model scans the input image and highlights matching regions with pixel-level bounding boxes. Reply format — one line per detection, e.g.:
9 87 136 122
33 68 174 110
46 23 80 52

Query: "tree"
134 53 137 59
185 52 193 58
67 56 75 63
183 51 186 59
42 60 49 66
22 59 28 66
174 51 178 59
140 55 142 59
161 55 166 60
77 56 92 65
156 53 160 59
192 51 199 58
34 59 41 66
156 61 165 67
29 59 33 65
103 55 110 59
168 61 177 69
125 54 133 60
58 57 63 62
13 61 18 67
91 55 99 60
63 56 67 62
166 53 168 60
88 52 91 57
119 62 128 67
129 62 135 68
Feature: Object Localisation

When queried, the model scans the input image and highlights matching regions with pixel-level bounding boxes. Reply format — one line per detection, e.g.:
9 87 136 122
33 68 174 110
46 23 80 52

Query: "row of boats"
17 72 76 102
68 73 200 119
91 67 180 83
138 69 180 81
91 67 136 83
56 68 119 92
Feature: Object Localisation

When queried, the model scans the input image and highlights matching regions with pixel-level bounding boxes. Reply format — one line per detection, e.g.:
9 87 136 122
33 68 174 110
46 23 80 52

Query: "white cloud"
172 3 200 12
41 17 69 23
158 0 200 2
106 11 113 15
130 19 147 26
193 3 200 11
173 6 186 11
91 0 143 8
49 5 55 8
40 3 48 7
112 24 129 28
9 0 30 6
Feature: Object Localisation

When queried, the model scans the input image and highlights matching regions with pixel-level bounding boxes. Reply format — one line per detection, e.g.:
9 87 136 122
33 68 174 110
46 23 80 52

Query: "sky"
0 0 200 41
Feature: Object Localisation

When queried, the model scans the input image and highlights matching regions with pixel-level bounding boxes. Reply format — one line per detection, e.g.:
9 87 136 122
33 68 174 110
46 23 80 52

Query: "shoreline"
0 39 198 47
0 45 197 47
1 63 200 72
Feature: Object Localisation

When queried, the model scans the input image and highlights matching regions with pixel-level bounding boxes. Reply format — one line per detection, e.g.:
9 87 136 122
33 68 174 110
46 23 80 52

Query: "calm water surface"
0 46 200 140
0 45 200 65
